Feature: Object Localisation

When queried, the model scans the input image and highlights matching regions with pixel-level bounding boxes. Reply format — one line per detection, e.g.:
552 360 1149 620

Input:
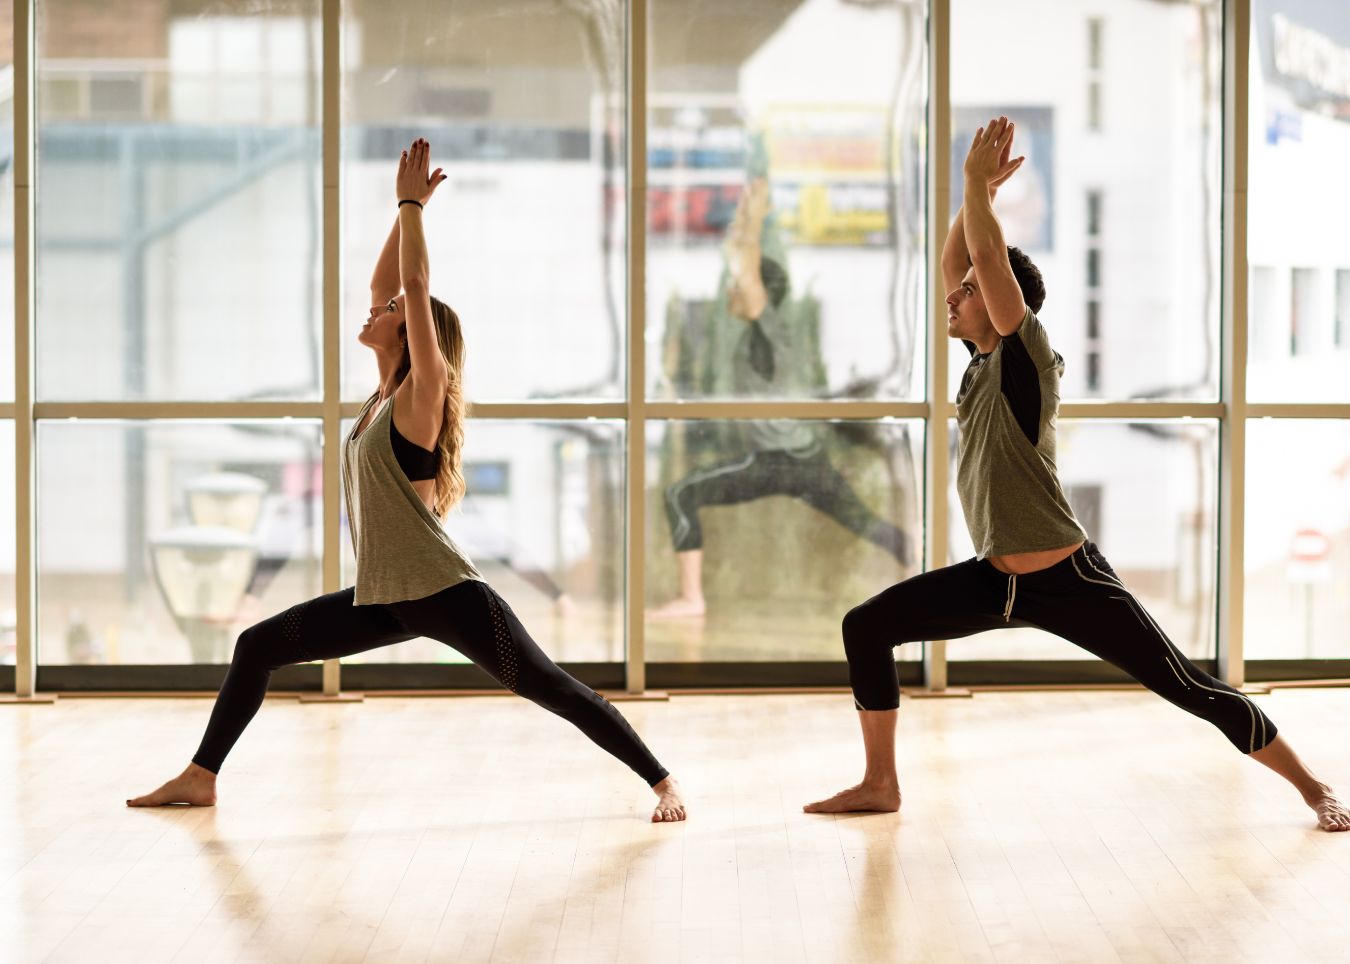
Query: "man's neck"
968 331 1000 355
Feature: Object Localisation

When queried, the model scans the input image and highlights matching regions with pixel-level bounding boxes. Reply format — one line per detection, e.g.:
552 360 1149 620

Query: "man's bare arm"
962 117 1028 336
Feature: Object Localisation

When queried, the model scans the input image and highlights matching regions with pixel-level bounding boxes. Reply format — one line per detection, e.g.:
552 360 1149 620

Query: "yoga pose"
804 117 1349 832
652 177 913 619
129 139 686 823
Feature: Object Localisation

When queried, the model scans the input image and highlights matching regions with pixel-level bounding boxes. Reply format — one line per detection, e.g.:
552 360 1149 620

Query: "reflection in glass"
0 423 13 666
647 419 922 662
342 421 624 664
949 420 1218 661
1248 1 1350 401
36 1 322 402
1246 421 1350 659
341 1 626 403
649 0 928 401
37 421 323 664
950 0 1221 401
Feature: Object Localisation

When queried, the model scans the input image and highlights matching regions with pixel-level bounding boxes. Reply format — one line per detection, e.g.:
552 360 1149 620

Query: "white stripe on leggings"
665 452 758 550
1071 550 1261 753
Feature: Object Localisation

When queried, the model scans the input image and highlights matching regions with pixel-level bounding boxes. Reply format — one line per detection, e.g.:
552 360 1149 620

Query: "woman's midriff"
987 541 1085 575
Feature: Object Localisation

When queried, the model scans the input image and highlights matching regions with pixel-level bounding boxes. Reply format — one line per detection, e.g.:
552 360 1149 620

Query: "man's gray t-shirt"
732 304 818 454
955 306 1087 558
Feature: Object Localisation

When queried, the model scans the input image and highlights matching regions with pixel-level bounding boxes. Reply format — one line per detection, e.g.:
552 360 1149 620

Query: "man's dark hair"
759 256 789 308
1006 245 1046 314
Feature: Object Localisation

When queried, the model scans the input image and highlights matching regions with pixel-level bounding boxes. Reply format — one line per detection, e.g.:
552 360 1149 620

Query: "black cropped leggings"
843 542 1276 754
664 446 911 564
192 580 670 786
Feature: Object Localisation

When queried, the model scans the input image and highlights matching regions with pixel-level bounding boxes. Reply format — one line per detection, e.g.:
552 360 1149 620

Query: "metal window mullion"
924 0 951 691
1218 0 1250 687
321 0 342 696
12 0 36 698
624 0 648 694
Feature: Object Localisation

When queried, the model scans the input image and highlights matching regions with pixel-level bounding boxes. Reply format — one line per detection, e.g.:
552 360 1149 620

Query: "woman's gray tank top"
342 392 482 605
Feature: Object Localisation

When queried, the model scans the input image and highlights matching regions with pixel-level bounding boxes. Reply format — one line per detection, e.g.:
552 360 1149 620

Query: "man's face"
945 266 994 343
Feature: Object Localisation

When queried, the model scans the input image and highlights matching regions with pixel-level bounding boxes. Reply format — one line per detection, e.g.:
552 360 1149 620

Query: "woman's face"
357 294 406 352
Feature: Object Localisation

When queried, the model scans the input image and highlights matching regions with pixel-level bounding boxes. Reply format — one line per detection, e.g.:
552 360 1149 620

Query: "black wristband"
398 199 423 209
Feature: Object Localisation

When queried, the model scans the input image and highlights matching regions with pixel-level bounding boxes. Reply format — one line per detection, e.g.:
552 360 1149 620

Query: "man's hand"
964 116 1022 193
987 120 1024 198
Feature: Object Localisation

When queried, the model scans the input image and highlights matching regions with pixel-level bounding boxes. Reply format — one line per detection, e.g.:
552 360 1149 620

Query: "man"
803 117 1349 832
651 176 912 619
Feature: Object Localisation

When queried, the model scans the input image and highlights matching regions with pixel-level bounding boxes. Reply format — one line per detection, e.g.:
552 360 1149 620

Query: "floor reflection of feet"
647 596 706 621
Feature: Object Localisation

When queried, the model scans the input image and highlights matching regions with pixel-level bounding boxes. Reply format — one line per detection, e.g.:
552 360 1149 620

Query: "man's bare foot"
1308 785 1350 832
647 596 706 621
127 763 218 807
651 775 687 823
803 781 901 814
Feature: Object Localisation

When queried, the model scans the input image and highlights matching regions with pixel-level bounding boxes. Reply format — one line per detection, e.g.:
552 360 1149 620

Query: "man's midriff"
988 541 1085 575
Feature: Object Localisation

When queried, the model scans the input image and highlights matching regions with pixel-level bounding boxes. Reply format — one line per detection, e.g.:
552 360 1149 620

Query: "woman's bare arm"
371 153 445 305
396 140 446 403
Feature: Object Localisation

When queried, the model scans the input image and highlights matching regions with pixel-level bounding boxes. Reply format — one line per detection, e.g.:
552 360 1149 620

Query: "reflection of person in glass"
129 140 686 823
806 117 1349 832
651 176 913 620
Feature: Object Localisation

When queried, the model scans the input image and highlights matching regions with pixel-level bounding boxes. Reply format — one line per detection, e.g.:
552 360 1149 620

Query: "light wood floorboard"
3 688 1350 963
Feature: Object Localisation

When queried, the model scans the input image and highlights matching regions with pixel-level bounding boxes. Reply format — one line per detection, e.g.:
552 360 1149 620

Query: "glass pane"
0 423 13 666
1248 2 1350 401
342 420 624 664
37 421 322 664
646 419 922 661
948 420 1218 661
36 1 321 402
648 1 928 401
341 2 625 403
0 0 13 402
1245 420 1350 659
949 0 1221 401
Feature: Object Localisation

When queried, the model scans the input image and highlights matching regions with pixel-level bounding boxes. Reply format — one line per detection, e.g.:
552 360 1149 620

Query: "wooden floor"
4 687 1350 963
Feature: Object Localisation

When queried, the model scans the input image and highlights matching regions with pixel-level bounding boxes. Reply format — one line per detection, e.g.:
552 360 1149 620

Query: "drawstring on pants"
1003 573 1017 622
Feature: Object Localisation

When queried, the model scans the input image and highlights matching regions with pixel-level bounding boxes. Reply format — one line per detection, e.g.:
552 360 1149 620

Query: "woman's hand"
396 138 446 205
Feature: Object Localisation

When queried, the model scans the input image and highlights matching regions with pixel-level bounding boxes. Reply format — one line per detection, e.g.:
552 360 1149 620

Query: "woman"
129 139 687 823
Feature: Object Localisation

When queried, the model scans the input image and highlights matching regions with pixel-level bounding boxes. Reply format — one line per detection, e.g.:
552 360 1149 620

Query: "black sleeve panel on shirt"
999 332 1042 447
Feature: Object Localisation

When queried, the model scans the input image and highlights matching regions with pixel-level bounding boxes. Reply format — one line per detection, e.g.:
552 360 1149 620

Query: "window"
1248 3 1350 401
949 420 1218 663
340 0 626 403
649 0 929 403
951 0 1220 402
647 419 921 662
37 421 322 665
1087 18 1104 131
1245 421 1350 660
36 0 322 403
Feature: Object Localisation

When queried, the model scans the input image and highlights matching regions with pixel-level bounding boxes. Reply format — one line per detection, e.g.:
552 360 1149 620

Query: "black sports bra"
389 418 438 482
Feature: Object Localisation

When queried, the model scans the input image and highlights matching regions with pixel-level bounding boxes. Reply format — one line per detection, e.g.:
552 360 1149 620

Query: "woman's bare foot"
651 775 687 823
647 596 706 621
127 763 218 807
803 781 901 814
1308 785 1350 832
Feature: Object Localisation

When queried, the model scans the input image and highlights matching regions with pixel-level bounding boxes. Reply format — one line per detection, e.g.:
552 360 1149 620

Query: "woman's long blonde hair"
374 295 467 519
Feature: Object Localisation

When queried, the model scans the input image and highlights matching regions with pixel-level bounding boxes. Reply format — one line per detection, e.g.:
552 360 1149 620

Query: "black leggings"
843 542 1276 754
664 446 911 563
192 580 670 786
